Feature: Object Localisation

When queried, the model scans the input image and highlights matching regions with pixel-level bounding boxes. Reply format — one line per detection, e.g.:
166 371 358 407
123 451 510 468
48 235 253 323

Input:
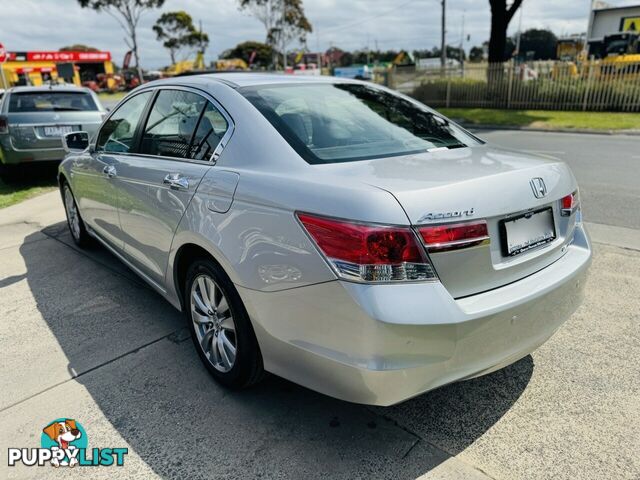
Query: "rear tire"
185 258 264 389
62 182 92 248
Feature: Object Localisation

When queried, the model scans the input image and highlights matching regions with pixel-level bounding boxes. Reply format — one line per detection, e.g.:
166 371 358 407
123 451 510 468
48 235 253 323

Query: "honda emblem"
530 178 547 199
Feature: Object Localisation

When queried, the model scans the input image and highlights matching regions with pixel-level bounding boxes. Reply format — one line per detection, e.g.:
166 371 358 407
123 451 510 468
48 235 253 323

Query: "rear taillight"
0 117 8 134
561 190 580 217
417 220 490 252
297 212 438 283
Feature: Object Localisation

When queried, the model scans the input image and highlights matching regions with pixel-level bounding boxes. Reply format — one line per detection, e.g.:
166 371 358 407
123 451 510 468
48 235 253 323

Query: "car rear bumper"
0 141 65 164
239 223 592 406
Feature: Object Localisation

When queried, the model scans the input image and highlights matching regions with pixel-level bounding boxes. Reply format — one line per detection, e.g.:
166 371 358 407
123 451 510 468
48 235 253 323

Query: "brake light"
297 212 438 283
417 220 490 252
0 117 8 134
561 190 579 217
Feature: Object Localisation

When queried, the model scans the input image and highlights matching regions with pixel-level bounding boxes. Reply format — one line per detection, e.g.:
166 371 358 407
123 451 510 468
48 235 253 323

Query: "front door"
74 91 153 250
115 88 230 287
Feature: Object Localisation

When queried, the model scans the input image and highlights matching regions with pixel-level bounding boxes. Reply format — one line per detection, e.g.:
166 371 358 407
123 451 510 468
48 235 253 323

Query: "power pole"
514 0 524 60
282 3 287 70
316 27 321 70
440 0 446 68
459 10 465 75
459 10 465 62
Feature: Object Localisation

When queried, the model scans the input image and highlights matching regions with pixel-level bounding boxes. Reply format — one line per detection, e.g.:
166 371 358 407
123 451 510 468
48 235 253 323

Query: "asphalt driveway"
1 188 639 479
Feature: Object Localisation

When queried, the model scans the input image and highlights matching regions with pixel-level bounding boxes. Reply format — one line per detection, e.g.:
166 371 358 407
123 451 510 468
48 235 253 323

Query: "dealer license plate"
43 126 74 137
501 207 556 256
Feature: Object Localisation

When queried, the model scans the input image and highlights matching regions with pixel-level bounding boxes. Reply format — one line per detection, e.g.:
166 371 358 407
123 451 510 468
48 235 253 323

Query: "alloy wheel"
190 274 237 373
64 185 81 241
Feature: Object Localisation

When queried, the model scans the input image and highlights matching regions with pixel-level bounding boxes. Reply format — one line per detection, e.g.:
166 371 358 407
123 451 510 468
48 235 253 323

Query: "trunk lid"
7 111 104 150
320 145 579 298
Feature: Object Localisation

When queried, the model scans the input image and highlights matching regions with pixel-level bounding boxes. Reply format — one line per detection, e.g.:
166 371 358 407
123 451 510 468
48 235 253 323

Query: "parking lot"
1 130 639 479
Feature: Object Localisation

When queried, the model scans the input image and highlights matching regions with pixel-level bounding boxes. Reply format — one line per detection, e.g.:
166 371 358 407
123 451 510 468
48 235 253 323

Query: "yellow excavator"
601 32 640 63
164 51 208 76
596 32 640 78
554 32 640 80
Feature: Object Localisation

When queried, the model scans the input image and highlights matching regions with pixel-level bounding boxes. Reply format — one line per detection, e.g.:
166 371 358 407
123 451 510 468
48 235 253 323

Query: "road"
0 130 639 479
480 129 640 230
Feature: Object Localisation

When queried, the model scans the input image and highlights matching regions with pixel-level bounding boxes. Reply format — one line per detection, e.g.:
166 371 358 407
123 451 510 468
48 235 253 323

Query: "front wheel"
185 259 264 388
62 183 91 248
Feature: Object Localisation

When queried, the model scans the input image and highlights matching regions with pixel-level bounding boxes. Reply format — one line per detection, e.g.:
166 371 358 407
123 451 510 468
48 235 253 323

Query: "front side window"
96 91 151 153
8 91 98 112
241 83 482 164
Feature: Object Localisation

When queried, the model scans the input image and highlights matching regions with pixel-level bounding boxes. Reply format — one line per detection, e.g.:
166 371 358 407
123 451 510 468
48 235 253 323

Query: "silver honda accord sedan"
57 73 591 406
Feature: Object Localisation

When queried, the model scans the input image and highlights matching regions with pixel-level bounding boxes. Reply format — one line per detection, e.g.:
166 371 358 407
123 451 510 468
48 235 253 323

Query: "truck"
333 65 372 80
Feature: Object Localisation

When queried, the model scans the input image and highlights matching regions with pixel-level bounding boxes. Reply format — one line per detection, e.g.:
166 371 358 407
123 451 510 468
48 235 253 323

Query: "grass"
0 163 59 209
438 108 640 131
0 178 57 209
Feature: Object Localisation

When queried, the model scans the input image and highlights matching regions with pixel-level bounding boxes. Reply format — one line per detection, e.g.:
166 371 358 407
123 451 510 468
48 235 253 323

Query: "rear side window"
8 91 98 112
140 90 227 160
96 91 152 153
189 102 228 160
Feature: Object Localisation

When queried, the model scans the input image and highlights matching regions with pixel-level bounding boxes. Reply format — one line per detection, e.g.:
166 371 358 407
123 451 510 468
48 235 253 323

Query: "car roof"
150 72 356 89
7 85 93 94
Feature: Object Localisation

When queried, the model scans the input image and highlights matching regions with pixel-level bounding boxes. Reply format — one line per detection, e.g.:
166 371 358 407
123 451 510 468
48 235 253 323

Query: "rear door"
115 87 231 287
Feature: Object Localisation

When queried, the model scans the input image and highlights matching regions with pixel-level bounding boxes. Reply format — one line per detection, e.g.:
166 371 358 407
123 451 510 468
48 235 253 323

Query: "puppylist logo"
8 418 128 468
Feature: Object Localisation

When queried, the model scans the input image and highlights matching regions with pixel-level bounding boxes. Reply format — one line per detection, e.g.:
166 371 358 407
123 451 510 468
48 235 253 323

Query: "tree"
153 11 209 64
488 0 523 62
221 41 274 67
516 28 557 60
426 45 467 62
238 0 312 68
78 0 165 81
469 45 485 62
469 39 514 62
60 44 100 52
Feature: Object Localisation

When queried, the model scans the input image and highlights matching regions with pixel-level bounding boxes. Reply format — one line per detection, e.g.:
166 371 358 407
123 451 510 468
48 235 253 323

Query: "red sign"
28 51 111 62
10 51 112 63
0 43 7 63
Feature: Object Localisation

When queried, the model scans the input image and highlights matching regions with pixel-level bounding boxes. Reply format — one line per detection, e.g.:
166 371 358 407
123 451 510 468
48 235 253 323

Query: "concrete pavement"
1 187 639 479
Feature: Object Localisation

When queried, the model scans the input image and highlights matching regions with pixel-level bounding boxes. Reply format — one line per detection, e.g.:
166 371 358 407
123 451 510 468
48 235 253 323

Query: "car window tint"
8 91 98 112
140 90 207 159
188 102 229 161
96 91 152 153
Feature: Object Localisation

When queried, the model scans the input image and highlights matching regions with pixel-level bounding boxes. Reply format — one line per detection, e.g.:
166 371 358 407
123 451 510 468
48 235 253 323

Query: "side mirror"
63 131 90 153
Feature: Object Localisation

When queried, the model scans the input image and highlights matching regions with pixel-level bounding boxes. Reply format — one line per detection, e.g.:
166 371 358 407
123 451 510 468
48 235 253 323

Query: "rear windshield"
240 83 482 164
8 91 98 113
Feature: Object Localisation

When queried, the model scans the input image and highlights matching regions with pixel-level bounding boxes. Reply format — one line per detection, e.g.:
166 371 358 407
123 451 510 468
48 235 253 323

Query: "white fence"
396 61 640 112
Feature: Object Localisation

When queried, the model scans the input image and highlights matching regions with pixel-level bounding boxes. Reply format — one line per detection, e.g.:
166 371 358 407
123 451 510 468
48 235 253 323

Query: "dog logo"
41 419 85 467
8 418 127 468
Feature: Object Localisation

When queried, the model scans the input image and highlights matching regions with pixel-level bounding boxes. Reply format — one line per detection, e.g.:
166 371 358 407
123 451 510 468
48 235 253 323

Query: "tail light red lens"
0 117 8 134
297 213 437 283
417 220 490 252
561 190 580 216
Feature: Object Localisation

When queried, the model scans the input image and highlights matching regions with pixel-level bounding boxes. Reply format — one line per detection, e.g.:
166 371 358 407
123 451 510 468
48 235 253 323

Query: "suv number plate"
43 126 74 137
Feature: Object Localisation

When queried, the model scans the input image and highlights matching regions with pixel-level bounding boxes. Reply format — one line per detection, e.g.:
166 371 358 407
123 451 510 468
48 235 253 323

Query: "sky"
1 0 639 69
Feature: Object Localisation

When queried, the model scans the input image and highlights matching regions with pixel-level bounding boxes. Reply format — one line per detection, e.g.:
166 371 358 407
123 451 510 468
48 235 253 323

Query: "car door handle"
103 165 117 178
163 173 189 191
